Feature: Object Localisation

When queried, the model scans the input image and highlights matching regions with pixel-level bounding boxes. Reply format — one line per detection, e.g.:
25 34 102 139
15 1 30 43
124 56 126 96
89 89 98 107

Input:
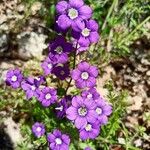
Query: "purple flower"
6 69 23 89
56 0 92 30
47 129 70 150
52 64 70 80
79 121 100 140
55 96 72 118
66 96 97 129
21 77 39 99
38 87 57 107
72 19 99 47
32 122 45 138
71 61 98 89
49 36 73 64
95 98 112 125
81 88 100 101
41 57 54 75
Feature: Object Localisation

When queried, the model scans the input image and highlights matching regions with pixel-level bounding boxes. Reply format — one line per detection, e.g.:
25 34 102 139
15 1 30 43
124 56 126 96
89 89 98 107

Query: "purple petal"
21 82 29 90
72 96 84 107
62 135 70 145
86 110 97 123
63 42 73 53
89 66 99 77
75 117 87 129
50 142 56 149
86 77 96 88
71 30 80 39
72 97 79 107
53 129 62 137
85 101 96 109
71 69 81 80
42 100 51 107
47 134 55 142
98 115 108 124
69 0 84 8
78 61 90 70
12 82 20 89
76 79 86 89
78 36 90 47
103 105 112 116
66 106 77 120
79 5 92 19
89 32 100 43
60 144 69 150
90 128 100 139
79 130 88 140
26 90 33 99
72 18 85 32
87 19 99 31
57 15 71 30
56 1 68 14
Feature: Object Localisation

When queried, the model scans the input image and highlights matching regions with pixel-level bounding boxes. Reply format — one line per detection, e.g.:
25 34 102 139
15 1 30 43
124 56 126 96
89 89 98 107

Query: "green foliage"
86 0 150 64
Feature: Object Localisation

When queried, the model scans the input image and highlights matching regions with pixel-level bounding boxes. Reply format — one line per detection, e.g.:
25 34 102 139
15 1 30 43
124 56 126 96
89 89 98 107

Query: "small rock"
17 4 25 13
0 34 9 54
141 58 150 65
128 96 143 111
17 32 47 60
134 139 142 147
3 117 23 148
146 71 150 76
31 2 42 15
0 14 7 25
118 138 126 145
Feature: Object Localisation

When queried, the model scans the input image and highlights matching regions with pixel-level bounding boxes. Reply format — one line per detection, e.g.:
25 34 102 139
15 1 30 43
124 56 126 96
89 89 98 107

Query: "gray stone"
17 32 47 60
0 34 9 53
0 117 23 149
0 14 7 25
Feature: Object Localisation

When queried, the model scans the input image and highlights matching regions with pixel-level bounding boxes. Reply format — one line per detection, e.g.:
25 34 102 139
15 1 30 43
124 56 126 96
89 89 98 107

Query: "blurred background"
0 0 150 150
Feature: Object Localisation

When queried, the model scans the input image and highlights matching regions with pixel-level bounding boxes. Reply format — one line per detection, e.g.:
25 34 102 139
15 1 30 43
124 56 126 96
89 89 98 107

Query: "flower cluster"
32 123 70 150
5 0 112 149
66 95 112 140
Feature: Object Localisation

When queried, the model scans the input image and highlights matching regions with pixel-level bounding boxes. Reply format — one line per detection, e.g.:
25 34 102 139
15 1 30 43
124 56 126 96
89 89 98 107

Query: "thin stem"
119 16 150 45
65 41 78 95
101 0 118 30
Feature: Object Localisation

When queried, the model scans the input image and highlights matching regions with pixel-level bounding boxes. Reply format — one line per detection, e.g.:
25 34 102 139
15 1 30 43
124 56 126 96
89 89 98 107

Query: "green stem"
119 16 150 45
101 0 118 30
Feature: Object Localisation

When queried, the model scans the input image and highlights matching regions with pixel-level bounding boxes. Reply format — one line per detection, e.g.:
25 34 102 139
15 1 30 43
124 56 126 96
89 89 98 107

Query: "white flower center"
85 124 92 131
68 8 78 19
11 75 17 82
36 127 42 132
82 28 90 37
78 107 87 116
81 72 89 80
31 85 36 91
55 138 62 145
48 63 52 69
96 107 102 115
87 93 93 99
45 93 51 100
55 46 63 54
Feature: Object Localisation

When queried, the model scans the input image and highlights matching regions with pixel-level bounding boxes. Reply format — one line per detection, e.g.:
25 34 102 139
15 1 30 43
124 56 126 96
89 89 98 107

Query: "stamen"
68 8 78 19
